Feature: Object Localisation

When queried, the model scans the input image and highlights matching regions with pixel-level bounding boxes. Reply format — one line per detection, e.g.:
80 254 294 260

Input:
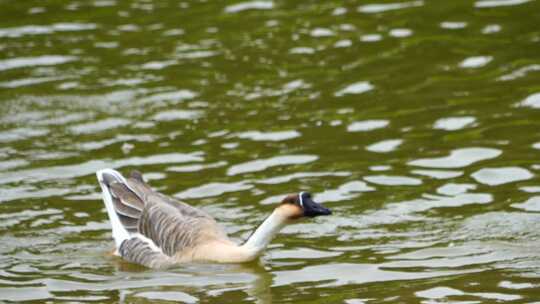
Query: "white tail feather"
96 169 131 249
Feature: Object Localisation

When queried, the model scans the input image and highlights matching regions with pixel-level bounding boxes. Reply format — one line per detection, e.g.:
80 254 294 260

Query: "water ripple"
347 120 389 132
475 0 532 8
227 155 318 176
459 56 493 68
135 291 198 303
512 196 540 212
364 175 422 186
236 130 301 141
139 90 198 104
408 147 502 168
389 28 413 37
0 55 77 71
152 110 203 121
416 286 521 301
224 1 273 13
0 152 203 185
310 28 334 38
0 287 52 302
257 171 350 185
498 64 540 81
517 92 540 109
175 182 253 199
273 263 467 287
471 167 533 186
315 181 375 203
0 128 49 143
357 1 423 13
440 21 467 29
334 81 374 97
0 23 97 38
411 169 463 179
366 139 403 153
433 116 476 131
0 76 67 88
69 118 131 135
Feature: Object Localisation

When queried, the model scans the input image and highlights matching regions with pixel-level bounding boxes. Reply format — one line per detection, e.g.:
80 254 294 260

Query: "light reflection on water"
1 0 540 302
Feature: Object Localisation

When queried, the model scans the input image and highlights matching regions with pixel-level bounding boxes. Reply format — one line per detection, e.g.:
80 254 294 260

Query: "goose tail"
96 169 131 250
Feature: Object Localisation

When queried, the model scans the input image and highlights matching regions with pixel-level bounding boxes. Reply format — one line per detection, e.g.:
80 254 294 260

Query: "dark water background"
1 0 540 302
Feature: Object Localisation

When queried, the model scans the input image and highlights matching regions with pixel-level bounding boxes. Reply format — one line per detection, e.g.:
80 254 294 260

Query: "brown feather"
130 170 145 183
118 213 138 229
125 177 153 201
111 196 140 218
110 183 144 211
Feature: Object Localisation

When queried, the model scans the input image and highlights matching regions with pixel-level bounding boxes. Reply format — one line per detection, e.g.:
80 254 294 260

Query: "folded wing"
97 169 227 267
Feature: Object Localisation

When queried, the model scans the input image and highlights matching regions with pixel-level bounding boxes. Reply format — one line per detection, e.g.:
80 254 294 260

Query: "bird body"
96 169 331 269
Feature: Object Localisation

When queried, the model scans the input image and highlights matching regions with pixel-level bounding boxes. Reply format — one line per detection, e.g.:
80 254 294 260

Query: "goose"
96 168 331 269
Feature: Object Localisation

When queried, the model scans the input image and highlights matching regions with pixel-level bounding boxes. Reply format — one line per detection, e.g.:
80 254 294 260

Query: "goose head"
277 192 332 220
241 192 331 256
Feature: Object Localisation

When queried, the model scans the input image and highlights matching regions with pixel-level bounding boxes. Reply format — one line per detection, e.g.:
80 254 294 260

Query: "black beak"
301 194 332 217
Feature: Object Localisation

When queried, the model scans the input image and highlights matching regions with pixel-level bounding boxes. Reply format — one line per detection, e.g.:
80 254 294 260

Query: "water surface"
1 0 540 302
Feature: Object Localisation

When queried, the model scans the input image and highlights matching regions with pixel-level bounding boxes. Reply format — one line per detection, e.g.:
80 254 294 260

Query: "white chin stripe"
298 192 305 207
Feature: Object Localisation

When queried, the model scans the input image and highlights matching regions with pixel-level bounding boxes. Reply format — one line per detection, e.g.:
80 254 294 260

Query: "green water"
1 0 540 302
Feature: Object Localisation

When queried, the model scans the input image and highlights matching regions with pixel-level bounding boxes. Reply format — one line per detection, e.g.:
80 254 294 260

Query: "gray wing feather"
102 173 144 234
124 171 154 201
138 195 218 257
119 237 174 269
110 183 144 211
105 170 224 261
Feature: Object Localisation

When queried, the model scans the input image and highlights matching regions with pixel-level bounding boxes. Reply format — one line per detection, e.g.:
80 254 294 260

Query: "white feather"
96 169 131 248
298 191 305 207
242 210 286 254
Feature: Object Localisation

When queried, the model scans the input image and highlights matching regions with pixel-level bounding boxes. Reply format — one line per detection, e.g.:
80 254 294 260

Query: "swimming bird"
96 169 331 269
